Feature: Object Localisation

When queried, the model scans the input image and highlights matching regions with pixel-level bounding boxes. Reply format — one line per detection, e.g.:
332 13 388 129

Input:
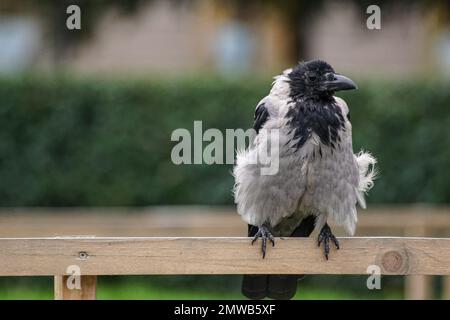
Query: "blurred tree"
39 0 148 65
1 0 433 66
1 0 159 65
256 0 428 61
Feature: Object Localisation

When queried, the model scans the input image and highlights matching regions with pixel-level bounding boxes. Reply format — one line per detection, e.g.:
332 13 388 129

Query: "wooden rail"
1 237 450 276
1 206 449 237
1 236 449 299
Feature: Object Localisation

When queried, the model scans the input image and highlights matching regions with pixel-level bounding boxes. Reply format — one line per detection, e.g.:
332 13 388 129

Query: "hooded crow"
233 60 377 299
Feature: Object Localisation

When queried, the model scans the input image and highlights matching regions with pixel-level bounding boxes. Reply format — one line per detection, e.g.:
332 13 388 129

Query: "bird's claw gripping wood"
318 224 340 260
251 225 275 259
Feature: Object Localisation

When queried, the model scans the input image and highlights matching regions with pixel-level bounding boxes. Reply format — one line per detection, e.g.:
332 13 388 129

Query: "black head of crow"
288 60 357 100
233 59 377 300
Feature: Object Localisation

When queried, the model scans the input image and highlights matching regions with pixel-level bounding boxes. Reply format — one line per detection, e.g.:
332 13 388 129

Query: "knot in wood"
381 250 405 273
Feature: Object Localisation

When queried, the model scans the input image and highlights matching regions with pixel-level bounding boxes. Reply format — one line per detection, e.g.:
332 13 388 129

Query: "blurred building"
0 0 449 77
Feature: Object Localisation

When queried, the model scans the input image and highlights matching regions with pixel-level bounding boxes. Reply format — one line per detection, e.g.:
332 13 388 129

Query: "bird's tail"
242 216 316 300
242 274 299 300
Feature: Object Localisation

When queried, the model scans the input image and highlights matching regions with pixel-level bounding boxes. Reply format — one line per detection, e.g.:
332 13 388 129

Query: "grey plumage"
233 60 377 299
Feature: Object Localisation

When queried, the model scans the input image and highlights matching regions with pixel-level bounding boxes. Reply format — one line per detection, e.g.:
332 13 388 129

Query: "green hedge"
0 76 449 206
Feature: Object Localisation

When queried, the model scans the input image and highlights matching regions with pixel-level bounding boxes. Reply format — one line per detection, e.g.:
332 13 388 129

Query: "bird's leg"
317 223 340 260
251 224 275 259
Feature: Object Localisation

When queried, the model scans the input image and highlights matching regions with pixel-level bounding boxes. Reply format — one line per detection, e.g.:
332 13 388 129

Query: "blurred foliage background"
0 77 449 206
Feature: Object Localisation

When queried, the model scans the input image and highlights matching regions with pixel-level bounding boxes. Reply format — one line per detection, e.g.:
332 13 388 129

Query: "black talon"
251 225 275 259
330 234 340 249
317 223 339 260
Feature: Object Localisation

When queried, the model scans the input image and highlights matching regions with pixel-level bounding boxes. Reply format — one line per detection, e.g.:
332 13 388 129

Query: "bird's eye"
325 73 335 81
307 75 317 82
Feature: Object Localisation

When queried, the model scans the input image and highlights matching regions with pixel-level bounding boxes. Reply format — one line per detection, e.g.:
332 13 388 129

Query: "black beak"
322 74 358 92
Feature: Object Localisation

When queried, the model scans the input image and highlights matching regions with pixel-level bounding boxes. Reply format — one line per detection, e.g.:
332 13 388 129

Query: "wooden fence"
0 206 449 300
1 236 449 300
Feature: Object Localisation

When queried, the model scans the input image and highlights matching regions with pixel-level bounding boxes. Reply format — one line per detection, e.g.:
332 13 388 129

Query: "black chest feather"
286 99 345 151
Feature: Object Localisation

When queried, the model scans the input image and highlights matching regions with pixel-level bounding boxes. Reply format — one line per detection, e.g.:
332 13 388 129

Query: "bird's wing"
309 97 376 235
234 98 308 228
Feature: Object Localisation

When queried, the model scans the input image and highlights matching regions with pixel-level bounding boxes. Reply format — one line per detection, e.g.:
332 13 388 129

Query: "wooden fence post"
405 275 431 300
444 276 450 300
54 275 97 300
404 226 431 300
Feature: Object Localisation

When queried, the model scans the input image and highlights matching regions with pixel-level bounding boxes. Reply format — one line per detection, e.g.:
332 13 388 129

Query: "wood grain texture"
54 275 97 300
0 237 449 276
404 226 431 300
